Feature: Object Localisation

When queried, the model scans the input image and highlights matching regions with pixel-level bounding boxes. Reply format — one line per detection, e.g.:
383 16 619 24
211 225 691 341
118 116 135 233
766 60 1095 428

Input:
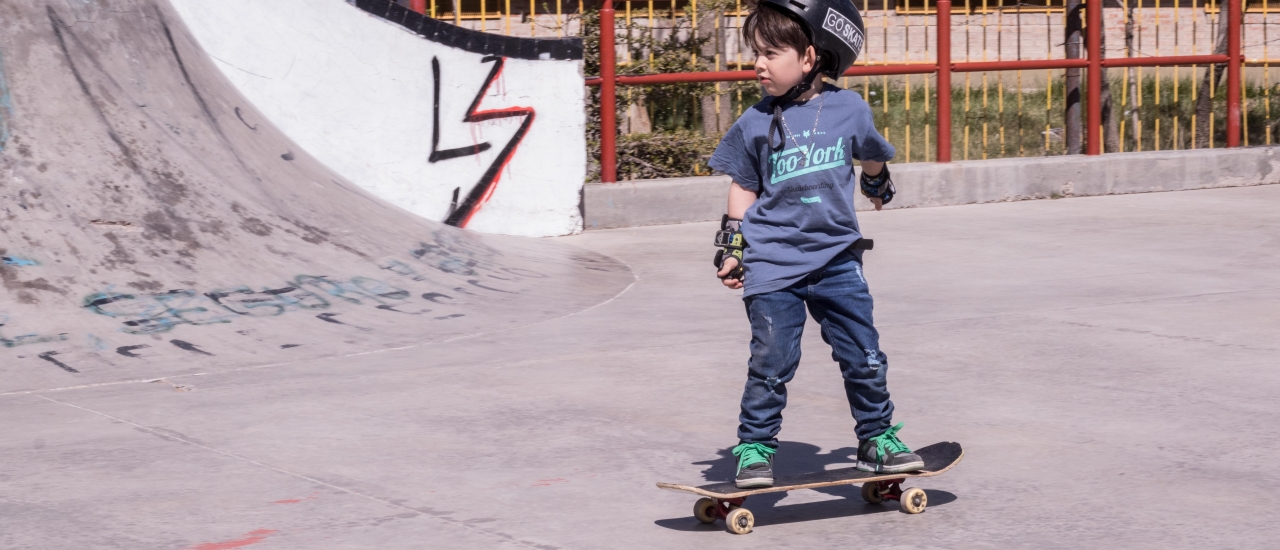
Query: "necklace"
780 90 826 167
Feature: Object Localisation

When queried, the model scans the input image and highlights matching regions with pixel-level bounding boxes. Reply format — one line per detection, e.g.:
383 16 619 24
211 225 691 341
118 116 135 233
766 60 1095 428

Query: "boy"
708 0 924 488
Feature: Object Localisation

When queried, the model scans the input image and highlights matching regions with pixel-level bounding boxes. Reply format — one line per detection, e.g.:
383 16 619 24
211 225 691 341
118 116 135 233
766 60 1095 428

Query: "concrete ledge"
583 147 1280 230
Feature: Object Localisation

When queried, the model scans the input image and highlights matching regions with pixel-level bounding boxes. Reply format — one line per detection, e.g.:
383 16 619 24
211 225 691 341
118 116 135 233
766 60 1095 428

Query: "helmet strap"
767 64 825 151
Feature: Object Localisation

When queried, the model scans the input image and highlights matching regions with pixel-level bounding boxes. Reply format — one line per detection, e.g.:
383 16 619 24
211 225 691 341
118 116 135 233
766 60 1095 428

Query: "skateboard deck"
657 441 962 534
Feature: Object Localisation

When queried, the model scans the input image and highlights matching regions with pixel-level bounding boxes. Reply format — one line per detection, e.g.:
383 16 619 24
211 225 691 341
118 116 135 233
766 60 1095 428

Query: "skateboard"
657 441 963 534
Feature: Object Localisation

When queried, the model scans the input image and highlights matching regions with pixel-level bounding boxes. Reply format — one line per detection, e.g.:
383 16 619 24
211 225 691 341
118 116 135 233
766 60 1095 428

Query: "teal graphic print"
768 137 845 184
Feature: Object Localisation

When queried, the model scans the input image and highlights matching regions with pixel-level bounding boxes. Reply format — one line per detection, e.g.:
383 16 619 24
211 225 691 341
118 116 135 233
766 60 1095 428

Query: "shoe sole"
735 477 774 489
855 459 926 474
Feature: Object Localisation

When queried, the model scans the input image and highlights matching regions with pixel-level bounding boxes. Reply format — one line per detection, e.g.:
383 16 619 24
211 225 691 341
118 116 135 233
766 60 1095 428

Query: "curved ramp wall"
169 0 587 237
0 0 628 394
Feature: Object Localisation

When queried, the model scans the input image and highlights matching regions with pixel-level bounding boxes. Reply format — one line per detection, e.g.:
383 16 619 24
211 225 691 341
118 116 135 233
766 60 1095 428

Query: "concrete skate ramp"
0 1 632 394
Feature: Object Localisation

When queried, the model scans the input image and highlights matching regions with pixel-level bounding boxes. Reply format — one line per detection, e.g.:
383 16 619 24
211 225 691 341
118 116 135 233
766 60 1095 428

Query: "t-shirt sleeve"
846 101 897 162
708 121 761 192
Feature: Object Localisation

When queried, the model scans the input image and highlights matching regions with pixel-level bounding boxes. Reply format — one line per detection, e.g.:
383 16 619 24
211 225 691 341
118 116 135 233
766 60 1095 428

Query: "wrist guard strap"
713 214 745 280
860 164 895 205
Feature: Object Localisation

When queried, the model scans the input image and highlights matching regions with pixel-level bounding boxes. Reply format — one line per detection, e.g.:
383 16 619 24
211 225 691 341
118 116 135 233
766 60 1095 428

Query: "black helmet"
757 0 866 80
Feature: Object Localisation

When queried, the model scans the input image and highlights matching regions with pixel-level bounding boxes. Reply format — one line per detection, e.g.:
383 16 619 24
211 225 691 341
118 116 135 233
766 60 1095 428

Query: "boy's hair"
742 6 811 55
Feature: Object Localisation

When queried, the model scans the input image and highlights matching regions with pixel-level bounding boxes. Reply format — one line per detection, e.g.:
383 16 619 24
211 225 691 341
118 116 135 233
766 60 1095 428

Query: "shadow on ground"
655 441 958 531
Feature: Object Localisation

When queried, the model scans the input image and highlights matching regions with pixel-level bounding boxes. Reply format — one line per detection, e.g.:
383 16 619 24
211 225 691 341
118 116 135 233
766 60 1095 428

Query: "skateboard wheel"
693 498 718 524
900 487 927 514
860 482 884 504
725 507 754 535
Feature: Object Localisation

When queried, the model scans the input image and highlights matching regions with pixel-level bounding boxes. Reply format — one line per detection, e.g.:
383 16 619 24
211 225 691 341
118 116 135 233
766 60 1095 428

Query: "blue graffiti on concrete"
1 256 38 267
0 314 69 348
83 274 433 335
0 48 12 152
83 288 237 335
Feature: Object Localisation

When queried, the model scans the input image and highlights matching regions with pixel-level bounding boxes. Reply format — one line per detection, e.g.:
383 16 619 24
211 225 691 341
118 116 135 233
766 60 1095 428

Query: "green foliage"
583 0 758 180
615 130 723 180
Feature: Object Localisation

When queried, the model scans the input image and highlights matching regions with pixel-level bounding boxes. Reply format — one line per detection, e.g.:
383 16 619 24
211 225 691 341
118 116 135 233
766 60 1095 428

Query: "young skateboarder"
709 0 925 488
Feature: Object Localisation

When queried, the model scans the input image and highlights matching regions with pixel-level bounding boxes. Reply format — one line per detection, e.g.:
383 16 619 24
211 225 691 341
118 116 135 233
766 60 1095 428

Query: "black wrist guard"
860 164 895 205
712 214 745 280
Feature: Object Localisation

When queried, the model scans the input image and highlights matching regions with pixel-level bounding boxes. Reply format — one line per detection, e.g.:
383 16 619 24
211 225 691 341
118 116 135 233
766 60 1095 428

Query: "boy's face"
752 33 817 98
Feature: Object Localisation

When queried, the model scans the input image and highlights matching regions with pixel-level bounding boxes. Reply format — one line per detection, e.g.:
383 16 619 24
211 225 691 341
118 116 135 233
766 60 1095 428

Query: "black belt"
850 238 874 251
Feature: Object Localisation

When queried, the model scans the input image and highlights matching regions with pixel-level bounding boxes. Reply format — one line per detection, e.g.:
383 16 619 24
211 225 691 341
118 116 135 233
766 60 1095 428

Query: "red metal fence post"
409 0 427 14
1226 0 1242 147
936 0 951 163
599 1 618 183
1085 0 1102 155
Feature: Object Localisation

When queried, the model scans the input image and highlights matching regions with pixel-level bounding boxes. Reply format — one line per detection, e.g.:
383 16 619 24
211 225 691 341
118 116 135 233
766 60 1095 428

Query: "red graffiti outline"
434 56 535 229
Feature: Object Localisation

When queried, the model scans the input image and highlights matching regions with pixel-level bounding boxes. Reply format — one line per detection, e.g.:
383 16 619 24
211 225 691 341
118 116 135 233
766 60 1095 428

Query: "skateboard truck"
693 497 753 534
861 478 928 514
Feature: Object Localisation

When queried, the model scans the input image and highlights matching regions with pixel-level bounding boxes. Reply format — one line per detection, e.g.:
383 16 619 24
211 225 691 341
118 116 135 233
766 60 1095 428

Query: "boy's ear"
803 45 818 73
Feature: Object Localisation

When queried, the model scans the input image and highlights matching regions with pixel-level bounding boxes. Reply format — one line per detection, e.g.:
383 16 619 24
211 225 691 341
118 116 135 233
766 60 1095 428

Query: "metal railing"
399 0 1247 182
587 0 1243 182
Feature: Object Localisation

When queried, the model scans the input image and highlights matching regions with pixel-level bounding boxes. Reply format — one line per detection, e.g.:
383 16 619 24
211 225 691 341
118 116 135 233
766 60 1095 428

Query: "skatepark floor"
4 185 1279 549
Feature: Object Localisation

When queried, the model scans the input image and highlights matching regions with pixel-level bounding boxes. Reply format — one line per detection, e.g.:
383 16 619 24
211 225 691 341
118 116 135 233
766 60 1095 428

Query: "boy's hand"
716 258 744 289
871 197 883 211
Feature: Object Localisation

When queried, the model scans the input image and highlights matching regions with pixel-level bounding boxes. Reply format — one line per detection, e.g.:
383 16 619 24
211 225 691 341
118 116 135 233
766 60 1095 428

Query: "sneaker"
856 423 925 474
732 442 776 489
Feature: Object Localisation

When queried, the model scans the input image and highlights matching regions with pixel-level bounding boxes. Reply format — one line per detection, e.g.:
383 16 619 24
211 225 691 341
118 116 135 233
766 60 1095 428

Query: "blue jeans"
738 251 894 446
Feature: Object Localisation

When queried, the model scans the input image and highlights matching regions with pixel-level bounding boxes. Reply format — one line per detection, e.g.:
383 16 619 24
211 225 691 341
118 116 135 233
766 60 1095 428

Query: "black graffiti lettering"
234 106 258 131
376 304 432 315
316 313 372 332
438 56 537 228
84 292 135 308
501 267 547 279
429 57 492 164
468 279 514 293
421 292 453 304
446 187 460 219
170 339 213 356
38 351 78 373
116 344 149 358
212 285 330 317
434 313 464 320
205 287 256 315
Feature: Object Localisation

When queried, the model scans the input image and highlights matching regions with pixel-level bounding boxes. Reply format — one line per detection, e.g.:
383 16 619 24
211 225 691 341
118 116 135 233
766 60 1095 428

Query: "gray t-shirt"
709 84 895 297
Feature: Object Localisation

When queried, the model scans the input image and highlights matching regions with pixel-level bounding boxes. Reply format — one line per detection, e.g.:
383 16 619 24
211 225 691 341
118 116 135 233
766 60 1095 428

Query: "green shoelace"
868 423 912 460
732 442 777 474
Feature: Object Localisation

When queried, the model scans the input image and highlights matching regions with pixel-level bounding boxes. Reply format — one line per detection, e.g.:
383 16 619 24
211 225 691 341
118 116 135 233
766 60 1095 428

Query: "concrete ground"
4 185 1279 549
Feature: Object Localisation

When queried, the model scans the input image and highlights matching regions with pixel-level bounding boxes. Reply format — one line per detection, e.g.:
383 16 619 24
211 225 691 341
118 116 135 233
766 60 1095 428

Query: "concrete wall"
584 146 1280 229
171 0 586 237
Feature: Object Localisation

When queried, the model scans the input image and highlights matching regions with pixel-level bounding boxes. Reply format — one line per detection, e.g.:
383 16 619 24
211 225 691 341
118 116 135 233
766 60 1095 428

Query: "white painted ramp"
171 0 587 237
